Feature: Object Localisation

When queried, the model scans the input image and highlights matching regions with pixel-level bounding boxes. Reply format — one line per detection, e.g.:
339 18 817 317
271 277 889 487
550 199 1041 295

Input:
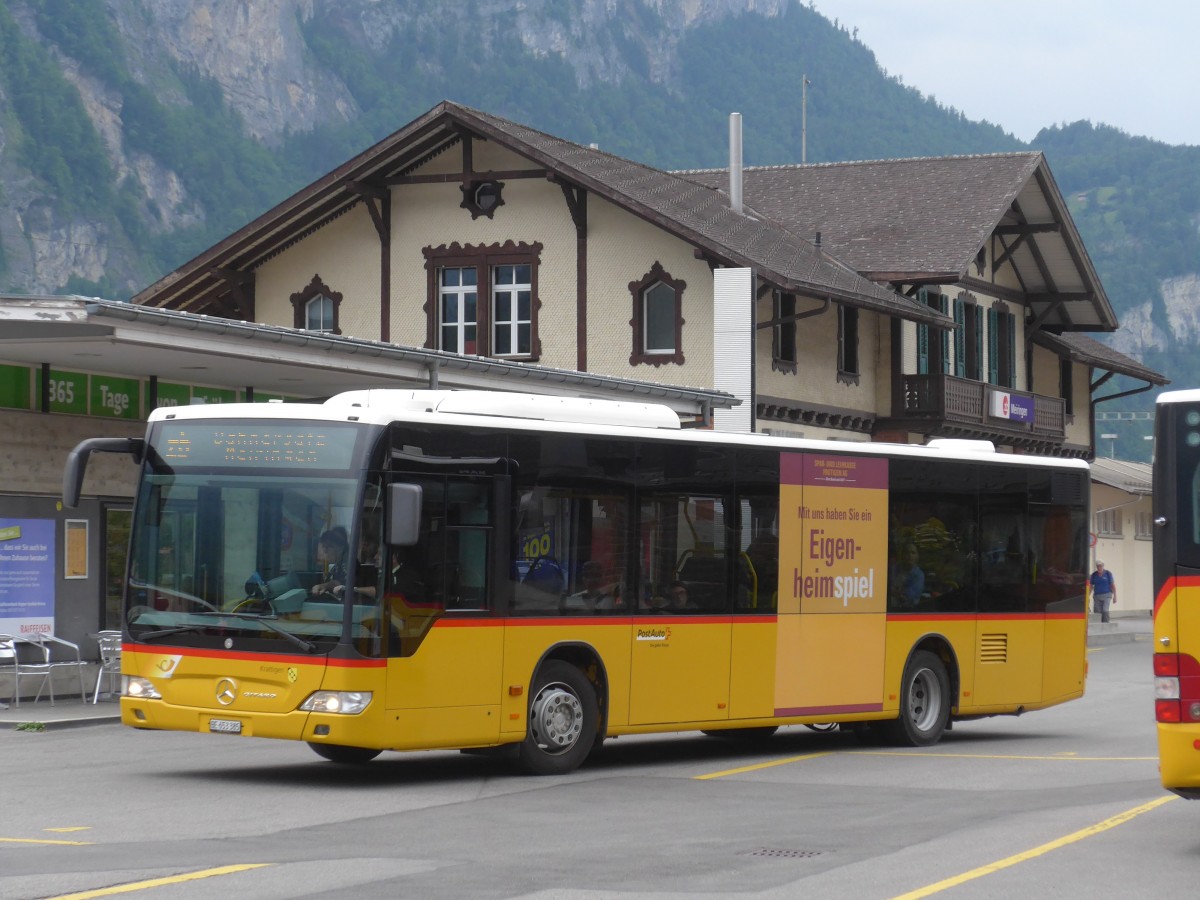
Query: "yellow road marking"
45 864 272 900
695 748 1153 779
0 837 94 846
889 795 1177 900
694 752 831 779
851 751 1156 761
46 827 92 833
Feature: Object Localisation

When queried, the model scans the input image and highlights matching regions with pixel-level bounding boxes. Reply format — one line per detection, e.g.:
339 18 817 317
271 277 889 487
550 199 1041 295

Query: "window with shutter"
987 307 999 384
916 288 930 375
953 299 966 377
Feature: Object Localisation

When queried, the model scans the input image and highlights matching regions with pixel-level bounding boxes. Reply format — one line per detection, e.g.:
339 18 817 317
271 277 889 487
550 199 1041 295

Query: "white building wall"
1090 481 1154 616
585 194 715 387
255 208 380 336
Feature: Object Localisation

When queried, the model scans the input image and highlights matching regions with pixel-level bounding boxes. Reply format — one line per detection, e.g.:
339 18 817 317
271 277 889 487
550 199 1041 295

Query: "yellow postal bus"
1152 389 1200 797
64 390 1090 774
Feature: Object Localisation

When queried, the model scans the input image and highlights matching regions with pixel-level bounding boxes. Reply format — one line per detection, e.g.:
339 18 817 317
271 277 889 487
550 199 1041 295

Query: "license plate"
209 718 243 734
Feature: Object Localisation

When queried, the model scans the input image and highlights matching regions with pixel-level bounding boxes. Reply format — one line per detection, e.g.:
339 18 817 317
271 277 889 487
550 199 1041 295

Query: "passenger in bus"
642 580 695 612
563 561 618 612
898 546 925 607
388 547 427 603
668 580 697 611
311 526 350 597
350 530 383 601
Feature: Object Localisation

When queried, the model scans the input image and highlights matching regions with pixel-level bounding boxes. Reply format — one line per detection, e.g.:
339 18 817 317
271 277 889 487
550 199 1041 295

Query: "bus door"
629 493 733 724
383 472 507 747
976 482 1043 706
772 453 889 719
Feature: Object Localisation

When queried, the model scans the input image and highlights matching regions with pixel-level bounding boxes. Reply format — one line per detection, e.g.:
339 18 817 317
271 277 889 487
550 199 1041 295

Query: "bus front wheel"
518 661 598 775
307 742 382 765
887 650 950 746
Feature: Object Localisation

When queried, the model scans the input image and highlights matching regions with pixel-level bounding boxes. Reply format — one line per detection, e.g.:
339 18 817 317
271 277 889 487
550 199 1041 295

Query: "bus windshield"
126 422 381 653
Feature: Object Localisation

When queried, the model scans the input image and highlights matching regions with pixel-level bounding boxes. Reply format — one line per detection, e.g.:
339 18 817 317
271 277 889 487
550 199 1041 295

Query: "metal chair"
0 633 50 708
93 631 123 703
23 633 88 705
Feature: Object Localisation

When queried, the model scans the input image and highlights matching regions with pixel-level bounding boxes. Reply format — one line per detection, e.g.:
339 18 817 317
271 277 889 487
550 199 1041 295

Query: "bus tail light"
1154 653 1200 723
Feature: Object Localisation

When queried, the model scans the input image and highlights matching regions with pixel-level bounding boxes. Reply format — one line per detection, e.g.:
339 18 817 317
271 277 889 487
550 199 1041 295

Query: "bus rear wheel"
307 742 382 765
518 661 598 775
887 650 950 746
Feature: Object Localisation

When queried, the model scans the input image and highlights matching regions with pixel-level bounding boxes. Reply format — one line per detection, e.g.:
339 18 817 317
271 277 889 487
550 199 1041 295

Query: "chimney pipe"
729 113 743 215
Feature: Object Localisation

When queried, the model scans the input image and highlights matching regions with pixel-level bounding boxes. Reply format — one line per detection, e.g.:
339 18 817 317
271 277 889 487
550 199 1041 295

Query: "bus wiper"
136 624 208 642
196 611 318 653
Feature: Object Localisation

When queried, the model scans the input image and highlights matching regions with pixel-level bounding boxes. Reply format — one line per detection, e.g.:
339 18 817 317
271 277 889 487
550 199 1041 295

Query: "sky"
811 0 1200 146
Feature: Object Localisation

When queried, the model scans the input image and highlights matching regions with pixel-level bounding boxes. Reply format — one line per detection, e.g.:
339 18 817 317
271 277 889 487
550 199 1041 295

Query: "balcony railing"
892 374 1065 442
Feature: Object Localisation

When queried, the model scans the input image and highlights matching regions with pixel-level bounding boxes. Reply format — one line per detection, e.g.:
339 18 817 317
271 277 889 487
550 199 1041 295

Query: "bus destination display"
157 423 359 468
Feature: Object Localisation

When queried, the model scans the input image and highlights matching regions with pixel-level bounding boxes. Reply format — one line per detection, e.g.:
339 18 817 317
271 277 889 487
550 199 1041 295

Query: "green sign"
0 364 31 410
42 369 89 415
149 381 192 410
90 375 139 419
190 386 237 405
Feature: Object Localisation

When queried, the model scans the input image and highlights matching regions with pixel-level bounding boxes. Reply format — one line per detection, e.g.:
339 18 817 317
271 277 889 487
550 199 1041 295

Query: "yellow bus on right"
1153 389 1200 798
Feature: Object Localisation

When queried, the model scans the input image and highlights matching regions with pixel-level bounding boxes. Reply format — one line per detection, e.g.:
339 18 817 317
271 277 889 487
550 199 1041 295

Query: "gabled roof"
1034 332 1168 386
680 153 1118 331
132 101 949 328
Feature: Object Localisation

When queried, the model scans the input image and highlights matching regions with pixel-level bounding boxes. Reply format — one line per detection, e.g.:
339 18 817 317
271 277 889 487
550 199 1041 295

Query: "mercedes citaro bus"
64 389 1091 774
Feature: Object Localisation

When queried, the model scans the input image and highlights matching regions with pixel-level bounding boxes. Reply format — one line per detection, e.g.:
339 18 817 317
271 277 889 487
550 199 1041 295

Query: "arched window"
290 275 343 335
629 262 685 366
306 294 334 332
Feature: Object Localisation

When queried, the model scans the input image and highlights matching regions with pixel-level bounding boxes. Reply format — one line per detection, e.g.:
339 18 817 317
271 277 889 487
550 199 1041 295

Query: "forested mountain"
0 0 1193 451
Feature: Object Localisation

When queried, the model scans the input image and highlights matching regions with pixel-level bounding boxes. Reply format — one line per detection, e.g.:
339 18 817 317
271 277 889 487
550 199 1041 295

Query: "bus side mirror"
386 483 422 547
62 437 145 508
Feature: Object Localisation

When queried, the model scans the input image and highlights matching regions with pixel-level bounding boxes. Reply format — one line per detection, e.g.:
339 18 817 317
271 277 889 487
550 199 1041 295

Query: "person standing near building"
1089 560 1117 623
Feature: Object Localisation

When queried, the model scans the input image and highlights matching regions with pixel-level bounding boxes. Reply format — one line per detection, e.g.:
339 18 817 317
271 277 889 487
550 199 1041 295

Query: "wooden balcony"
890 374 1066 444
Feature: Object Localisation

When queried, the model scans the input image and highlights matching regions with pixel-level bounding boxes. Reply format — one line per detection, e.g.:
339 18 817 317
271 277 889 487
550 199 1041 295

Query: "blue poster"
0 518 55 634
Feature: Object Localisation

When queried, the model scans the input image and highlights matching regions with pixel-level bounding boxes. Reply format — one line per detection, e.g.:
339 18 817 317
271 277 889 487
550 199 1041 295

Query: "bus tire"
887 650 950 746
307 742 382 765
518 661 598 775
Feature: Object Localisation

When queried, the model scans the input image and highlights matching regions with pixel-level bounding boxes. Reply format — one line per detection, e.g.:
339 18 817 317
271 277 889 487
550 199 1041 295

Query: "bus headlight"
123 676 161 699
299 691 372 715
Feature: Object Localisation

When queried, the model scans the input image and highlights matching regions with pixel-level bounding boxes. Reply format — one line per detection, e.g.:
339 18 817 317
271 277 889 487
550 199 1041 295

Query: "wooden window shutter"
987 307 999 383
916 288 930 375
1006 311 1017 388
953 299 966 376
937 293 950 374
973 307 984 380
